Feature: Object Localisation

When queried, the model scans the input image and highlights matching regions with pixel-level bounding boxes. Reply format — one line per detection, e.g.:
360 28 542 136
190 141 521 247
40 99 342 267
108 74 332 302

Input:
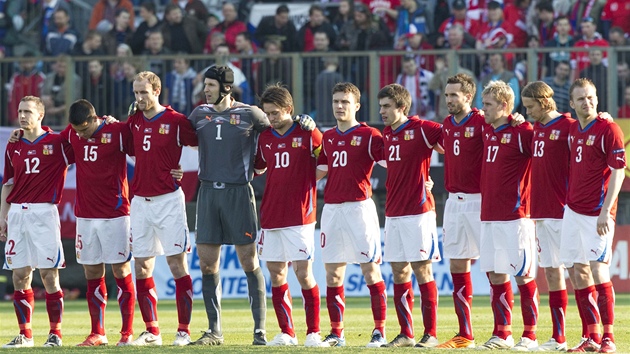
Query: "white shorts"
560 207 614 267
320 199 382 264
383 212 441 262
535 219 563 268
3 203 64 270
442 193 481 260
480 218 536 277
76 216 131 265
130 189 191 258
257 223 316 262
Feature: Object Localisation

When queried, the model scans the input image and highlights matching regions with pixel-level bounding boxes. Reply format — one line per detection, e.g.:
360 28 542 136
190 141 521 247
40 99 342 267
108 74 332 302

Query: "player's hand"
0 219 7 243
170 164 184 181
510 112 525 126
425 176 434 193
599 112 613 121
103 115 119 124
8 129 21 143
596 210 612 236
128 101 137 117
294 114 316 131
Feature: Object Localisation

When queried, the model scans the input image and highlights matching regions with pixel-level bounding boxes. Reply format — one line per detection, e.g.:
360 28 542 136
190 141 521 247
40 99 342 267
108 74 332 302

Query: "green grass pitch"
1 294 629 353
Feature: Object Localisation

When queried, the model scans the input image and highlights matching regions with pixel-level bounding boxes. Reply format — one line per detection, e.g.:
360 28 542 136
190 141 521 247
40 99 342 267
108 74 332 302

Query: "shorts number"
576 146 583 162
274 151 290 168
388 145 400 161
5 239 16 255
453 139 460 156
216 124 223 140
320 233 326 248
24 157 40 174
83 145 98 161
143 135 151 151
257 231 264 246
332 151 347 167
486 146 498 162
533 140 544 157
76 234 83 250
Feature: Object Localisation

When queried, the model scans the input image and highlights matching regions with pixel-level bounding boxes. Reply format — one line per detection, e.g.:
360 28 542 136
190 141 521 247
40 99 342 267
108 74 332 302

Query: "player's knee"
111 263 131 279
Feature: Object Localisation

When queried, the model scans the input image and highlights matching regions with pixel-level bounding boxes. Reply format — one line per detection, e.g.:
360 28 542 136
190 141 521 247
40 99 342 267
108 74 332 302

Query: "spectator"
567 0 606 36
0 0 24 56
41 55 82 126
476 0 517 51
618 86 630 118
39 0 72 48
6 52 45 125
73 30 106 57
162 4 207 54
542 60 572 113
296 5 337 52
571 16 609 79
393 0 434 46
129 1 162 55
502 0 530 48
211 43 254 104
204 31 226 55
254 4 298 53
360 0 400 33
608 26 630 67
164 56 197 116
82 59 111 115
616 61 630 107
111 60 137 118
143 31 172 78
428 55 475 121
110 42 134 81
395 55 435 120
206 12 219 33
395 26 435 72
444 23 480 77
579 49 608 111
337 3 392 51
601 1 630 38
533 1 555 45
332 0 354 33
44 8 79 56
209 2 247 53
514 35 543 86
256 39 292 96
172 0 209 24
437 0 479 44
476 53 520 111
102 8 133 55
304 30 333 113
543 16 574 77
89 0 134 33
314 56 344 123
234 31 259 90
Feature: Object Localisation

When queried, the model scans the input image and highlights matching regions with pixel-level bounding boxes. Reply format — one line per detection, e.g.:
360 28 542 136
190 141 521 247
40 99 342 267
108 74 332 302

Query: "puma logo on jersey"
47 257 54 263
118 252 126 256
265 144 272 149
298 248 308 255
616 156 625 162
360 251 370 258
13 150 20 155
419 249 426 254
245 232 253 239
591 249 598 255
174 243 182 249
328 138 334 144
509 263 517 271
445 129 450 136
134 124 140 131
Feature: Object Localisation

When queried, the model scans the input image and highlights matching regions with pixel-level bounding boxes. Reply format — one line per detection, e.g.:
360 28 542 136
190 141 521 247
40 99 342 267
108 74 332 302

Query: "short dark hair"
309 4 324 16
236 31 252 41
140 0 156 14
377 84 412 116
276 4 289 15
69 99 97 126
535 0 554 13
610 26 625 37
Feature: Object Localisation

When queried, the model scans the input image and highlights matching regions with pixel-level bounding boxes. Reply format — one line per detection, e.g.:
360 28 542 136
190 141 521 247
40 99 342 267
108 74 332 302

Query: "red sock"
574 290 588 338
45 290 64 337
393 282 414 338
175 275 193 334
326 286 345 337
491 282 513 339
596 282 615 342
86 278 107 335
302 285 320 335
368 281 387 335
548 290 567 344
137 277 160 335
13 289 34 339
576 286 601 343
419 280 438 337
272 283 295 337
452 272 474 340
518 281 539 340
115 274 135 336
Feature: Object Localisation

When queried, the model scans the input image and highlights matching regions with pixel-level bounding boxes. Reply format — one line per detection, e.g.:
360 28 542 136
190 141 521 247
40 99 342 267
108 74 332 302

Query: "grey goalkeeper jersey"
188 101 270 184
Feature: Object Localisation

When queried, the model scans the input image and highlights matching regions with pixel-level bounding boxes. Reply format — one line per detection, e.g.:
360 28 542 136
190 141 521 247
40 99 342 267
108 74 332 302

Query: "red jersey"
61 121 134 219
442 109 486 194
3 132 73 204
254 124 323 229
7 71 45 124
439 17 481 38
383 116 442 217
530 114 575 219
127 106 198 197
317 123 384 204
480 120 533 221
571 36 609 73
601 1 630 35
503 4 528 47
361 0 400 32
567 117 626 217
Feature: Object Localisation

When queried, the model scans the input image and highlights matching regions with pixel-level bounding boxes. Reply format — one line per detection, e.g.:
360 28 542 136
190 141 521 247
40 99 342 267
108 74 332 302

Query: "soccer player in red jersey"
436 73 486 349
377 84 442 348
254 84 325 347
477 81 538 350
1 96 73 348
126 71 198 346
561 79 625 353
63 100 136 346
316 82 387 347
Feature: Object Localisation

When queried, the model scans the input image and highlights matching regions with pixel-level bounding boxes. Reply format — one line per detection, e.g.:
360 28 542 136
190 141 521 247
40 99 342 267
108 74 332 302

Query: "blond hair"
482 80 514 113
134 71 162 91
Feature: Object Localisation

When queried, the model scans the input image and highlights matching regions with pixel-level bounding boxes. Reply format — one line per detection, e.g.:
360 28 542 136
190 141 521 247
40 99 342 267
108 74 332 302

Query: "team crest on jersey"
230 114 241 125
292 137 302 148
350 136 362 146
465 127 475 138
43 144 54 155
144 128 152 133
101 133 112 144
159 124 170 134
27 150 36 155
278 143 286 149
76 252 80 260
500 133 512 144
454 132 461 137
586 135 596 146
6 257 10 265
404 130 415 140
549 130 561 140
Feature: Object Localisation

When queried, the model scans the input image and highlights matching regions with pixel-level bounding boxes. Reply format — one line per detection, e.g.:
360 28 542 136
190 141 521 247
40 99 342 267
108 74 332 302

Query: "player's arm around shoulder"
251 105 271 132
310 127 324 158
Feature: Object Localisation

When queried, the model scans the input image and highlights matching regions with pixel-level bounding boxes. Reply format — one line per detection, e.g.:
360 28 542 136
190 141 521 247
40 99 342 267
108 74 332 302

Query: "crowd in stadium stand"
0 0 629 126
